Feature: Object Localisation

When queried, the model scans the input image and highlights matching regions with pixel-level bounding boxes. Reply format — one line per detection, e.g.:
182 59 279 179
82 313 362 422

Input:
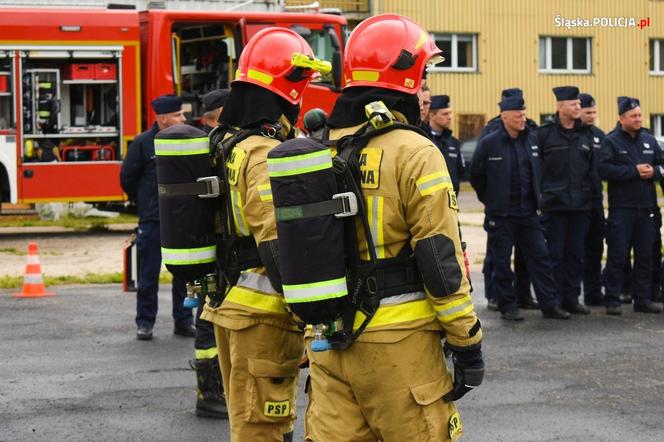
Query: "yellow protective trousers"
305 330 462 442
214 323 304 441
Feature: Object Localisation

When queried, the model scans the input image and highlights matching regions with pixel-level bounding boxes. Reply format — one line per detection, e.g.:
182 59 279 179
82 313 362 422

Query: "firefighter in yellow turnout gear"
304 15 484 442
200 28 328 441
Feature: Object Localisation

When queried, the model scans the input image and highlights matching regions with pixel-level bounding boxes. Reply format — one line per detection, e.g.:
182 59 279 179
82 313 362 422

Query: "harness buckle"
332 192 358 218
196 176 221 198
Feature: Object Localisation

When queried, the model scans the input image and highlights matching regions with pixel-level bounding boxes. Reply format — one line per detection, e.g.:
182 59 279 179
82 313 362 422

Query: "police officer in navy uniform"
120 95 194 340
479 88 538 312
201 89 228 134
598 96 663 315
427 95 464 194
578 93 606 306
470 95 569 320
537 86 593 315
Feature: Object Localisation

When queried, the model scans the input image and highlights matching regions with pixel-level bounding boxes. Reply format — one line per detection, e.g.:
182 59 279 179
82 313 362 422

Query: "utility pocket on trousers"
246 357 299 424
410 373 462 441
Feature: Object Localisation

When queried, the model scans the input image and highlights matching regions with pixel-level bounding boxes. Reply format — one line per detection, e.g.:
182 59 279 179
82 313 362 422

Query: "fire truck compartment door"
19 162 124 203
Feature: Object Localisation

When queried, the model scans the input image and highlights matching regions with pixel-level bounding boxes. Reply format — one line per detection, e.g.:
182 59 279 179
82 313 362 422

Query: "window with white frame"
650 39 664 74
430 33 477 72
539 36 591 74
651 115 664 138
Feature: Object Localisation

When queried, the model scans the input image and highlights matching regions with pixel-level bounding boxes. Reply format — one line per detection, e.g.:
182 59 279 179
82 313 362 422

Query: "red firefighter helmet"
234 27 327 105
343 14 443 94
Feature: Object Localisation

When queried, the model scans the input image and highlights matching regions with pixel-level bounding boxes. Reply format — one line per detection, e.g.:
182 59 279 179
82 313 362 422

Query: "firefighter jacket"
536 115 594 212
120 123 161 222
429 127 464 195
598 125 664 209
201 118 300 332
328 124 483 349
470 124 541 216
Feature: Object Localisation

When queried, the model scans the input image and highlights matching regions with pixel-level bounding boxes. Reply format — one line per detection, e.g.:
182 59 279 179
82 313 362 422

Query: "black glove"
442 346 484 403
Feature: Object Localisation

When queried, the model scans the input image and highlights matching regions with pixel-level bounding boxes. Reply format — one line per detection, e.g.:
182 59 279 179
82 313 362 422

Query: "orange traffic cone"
13 242 54 298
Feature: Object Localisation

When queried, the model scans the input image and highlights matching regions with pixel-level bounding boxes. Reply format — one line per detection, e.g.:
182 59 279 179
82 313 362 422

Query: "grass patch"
0 271 172 289
0 248 64 257
0 213 138 230
0 247 25 255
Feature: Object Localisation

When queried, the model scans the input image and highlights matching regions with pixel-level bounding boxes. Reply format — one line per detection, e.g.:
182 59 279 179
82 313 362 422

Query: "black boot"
194 358 228 419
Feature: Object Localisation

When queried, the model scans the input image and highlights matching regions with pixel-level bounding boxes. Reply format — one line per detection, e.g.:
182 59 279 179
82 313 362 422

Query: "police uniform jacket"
120 123 160 222
536 115 594 212
201 119 301 333
470 123 541 216
327 123 482 350
598 125 663 209
588 125 606 201
429 127 464 194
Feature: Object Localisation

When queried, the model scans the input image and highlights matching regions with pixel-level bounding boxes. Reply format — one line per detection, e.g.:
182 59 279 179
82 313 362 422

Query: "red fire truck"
0 7 346 205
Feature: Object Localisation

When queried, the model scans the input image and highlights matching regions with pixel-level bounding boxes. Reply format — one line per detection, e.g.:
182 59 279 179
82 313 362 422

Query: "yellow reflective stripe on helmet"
351 70 380 82
267 149 333 177
161 245 216 265
194 347 218 360
367 195 386 260
230 190 250 236
224 285 289 314
155 137 209 156
415 30 428 50
435 295 475 323
353 298 436 330
257 183 272 202
416 171 453 196
283 277 348 303
247 69 274 85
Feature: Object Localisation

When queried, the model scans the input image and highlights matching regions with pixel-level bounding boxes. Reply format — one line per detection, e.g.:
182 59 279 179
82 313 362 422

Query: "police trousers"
541 210 591 308
482 215 531 303
485 215 559 312
214 323 303 441
583 200 605 301
305 330 462 442
135 221 191 328
604 207 656 307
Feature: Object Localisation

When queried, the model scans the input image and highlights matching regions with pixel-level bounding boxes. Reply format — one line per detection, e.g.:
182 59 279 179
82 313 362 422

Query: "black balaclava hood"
327 86 421 128
219 82 300 128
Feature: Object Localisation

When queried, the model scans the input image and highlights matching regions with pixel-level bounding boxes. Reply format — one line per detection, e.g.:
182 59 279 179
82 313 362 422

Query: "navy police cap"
579 93 595 108
499 96 526 112
617 96 640 115
501 88 523 100
202 89 229 112
430 95 451 110
152 94 183 115
552 86 579 101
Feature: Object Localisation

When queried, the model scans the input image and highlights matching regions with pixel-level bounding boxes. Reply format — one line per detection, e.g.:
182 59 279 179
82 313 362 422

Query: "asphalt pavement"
1 279 664 441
